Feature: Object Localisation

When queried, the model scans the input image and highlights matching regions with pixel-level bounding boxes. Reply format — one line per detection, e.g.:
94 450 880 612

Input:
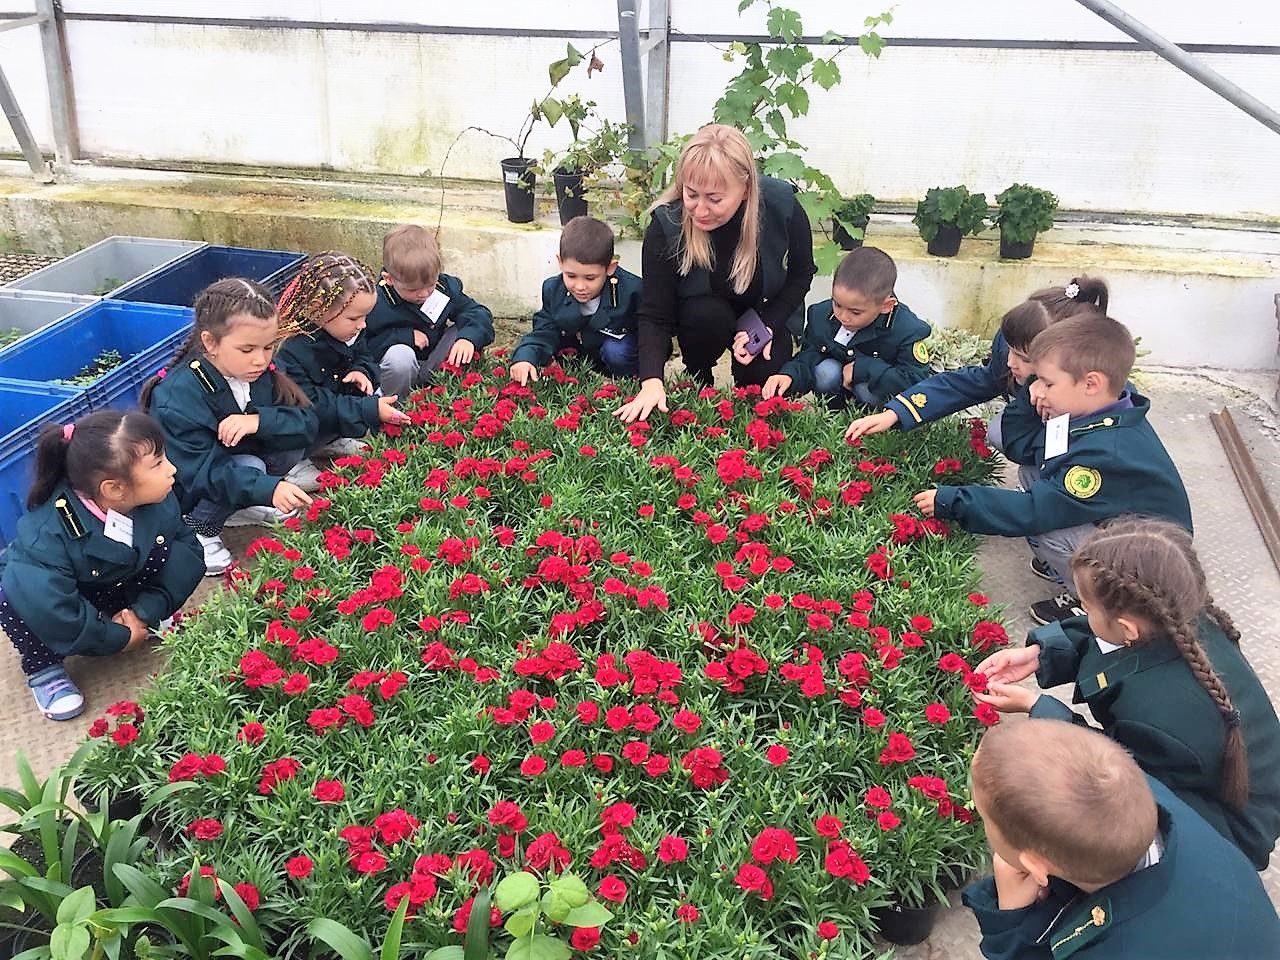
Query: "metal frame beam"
616 0 647 150
641 0 670 147
1073 0 1280 137
35 0 79 166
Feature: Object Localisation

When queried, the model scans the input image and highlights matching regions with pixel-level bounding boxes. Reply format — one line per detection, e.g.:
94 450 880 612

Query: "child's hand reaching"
218 414 260 447
448 338 476 366
841 361 855 390
413 329 429 350
112 609 151 651
377 395 411 424
912 488 937 517
342 371 374 395
992 852 1047 910
272 480 313 514
761 374 791 399
975 681 1039 714
975 644 1041 684
844 410 900 443
509 361 539 386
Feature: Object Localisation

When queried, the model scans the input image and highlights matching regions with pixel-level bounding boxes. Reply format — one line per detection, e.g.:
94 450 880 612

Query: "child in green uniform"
364 224 495 396
763 246 932 408
975 518 1280 870
0 411 204 720
963 719 1279 959
141 279 317 576
914 315 1191 624
275 252 411 471
508 216 642 384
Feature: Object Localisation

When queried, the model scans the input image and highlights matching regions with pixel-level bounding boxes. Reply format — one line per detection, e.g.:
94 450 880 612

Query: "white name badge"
420 288 451 323
104 509 134 547
1044 413 1070 459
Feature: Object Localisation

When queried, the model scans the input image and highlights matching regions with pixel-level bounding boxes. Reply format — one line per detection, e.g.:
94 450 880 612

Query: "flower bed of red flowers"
78 357 1008 959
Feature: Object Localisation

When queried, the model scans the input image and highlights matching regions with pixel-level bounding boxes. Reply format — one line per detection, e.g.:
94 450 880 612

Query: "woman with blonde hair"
615 124 816 422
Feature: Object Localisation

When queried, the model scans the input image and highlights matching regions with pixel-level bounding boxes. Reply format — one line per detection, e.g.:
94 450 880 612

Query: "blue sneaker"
28 666 85 721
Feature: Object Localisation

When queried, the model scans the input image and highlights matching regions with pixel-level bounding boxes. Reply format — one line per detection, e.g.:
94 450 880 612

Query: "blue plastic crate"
0 380 90 550
0 300 195 410
112 245 306 306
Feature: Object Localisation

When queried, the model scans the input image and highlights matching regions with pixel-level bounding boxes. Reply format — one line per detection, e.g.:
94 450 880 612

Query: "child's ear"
605 261 619 277
1083 370 1107 394
1116 614 1143 644
1018 850 1054 889
880 295 898 314
199 330 217 354
98 476 127 506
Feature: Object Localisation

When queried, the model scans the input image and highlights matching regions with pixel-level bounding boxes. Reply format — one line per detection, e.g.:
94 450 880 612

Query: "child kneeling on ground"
975 517 1280 871
275 252 410 473
509 216 642 384
963 718 1279 959
763 246 932 408
365 224 495 396
914 314 1192 625
142 278 317 576
0 411 204 720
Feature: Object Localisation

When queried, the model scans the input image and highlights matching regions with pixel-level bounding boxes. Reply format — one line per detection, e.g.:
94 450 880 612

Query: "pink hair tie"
62 423 74 440
157 367 167 379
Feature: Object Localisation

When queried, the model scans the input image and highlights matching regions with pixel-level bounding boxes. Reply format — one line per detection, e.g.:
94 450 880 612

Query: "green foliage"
912 187 989 242
993 183 1058 245
0 327 23 349
610 0 894 267
53 349 124 387
922 327 996 373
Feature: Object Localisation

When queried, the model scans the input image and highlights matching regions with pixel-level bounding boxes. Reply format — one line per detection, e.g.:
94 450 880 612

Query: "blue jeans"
186 449 303 534
813 359 876 405
597 333 638 378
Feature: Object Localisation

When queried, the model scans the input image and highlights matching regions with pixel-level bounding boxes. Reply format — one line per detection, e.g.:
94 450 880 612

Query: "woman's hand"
731 331 772 365
614 378 668 423
975 644 1041 685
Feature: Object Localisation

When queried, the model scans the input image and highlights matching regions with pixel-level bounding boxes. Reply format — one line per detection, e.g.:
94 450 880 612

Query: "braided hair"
276 252 376 338
1071 518 1249 812
140 277 310 409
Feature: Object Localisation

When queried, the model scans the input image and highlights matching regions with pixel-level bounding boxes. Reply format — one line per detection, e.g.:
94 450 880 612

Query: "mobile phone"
736 309 773 357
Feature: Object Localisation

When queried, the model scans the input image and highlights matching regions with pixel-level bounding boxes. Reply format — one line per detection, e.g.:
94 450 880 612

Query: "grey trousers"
378 328 463 397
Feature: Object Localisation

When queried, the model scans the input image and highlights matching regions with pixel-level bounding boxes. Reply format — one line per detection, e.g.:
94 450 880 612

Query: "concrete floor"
1 370 1278 958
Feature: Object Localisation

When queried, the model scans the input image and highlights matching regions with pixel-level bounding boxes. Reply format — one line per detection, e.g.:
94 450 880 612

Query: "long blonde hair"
651 124 759 295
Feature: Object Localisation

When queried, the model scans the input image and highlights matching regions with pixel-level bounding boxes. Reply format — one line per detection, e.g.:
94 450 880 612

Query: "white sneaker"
224 504 290 527
283 458 324 492
196 534 233 575
312 437 367 458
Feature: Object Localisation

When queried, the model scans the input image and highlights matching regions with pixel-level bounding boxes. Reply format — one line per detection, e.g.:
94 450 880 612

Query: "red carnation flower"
521 755 547 776
657 835 688 863
286 855 313 878
751 827 798 865
734 863 774 900
877 811 902 831
187 818 223 841
232 882 260 911
814 815 843 838
864 786 892 809
765 744 789 765
598 876 628 903
313 779 345 802
676 903 699 923
975 702 1001 726
817 921 839 940
878 732 916 765
926 703 952 724
570 926 600 950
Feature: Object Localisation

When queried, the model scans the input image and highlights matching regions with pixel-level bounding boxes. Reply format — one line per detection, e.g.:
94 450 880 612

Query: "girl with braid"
274 253 410 471
973 517 1280 870
141 278 317 575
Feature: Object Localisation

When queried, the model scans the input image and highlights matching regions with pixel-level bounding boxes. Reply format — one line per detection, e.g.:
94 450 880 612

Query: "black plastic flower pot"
939 862 973 892
832 215 869 251
925 225 963 257
553 168 589 226
78 787 145 825
999 229 1035 259
499 157 537 224
872 900 941 946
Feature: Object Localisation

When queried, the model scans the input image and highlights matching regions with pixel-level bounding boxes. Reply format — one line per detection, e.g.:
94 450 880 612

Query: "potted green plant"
913 186 988 257
544 109 632 226
994 183 1058 259
832 193 875 250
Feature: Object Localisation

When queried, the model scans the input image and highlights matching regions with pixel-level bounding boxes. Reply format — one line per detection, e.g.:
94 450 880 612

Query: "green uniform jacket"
511 268 643 369
779 299 932 402
149 356 319 514
1029 614 1280 870
885 330 1012 431
963 776 1280 959
0 484 203 656
934 392 1193 537
364 274 495 361
275 328 382 438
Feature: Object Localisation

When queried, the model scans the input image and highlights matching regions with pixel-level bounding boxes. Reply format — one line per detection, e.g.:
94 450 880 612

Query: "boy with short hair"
963 719 1279 959
914 315 1192 625
762 246 932 407
509 216 642 385
364 224 495 397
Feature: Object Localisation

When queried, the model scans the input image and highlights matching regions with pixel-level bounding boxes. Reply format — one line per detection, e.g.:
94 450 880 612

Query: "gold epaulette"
54 497 86 539
609 275 619 310
189 359 218 394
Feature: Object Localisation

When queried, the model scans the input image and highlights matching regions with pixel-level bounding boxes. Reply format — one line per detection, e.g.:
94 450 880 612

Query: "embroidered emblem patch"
912 341 930 363
1064 465 1102 499
910 393 927 407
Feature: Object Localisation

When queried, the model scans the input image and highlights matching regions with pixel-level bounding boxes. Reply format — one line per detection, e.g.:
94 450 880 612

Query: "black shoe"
1030 592 1086 626
1029 557 1062 583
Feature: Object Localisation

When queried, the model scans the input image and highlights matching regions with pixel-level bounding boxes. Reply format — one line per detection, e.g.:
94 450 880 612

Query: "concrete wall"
1 2 1279 217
